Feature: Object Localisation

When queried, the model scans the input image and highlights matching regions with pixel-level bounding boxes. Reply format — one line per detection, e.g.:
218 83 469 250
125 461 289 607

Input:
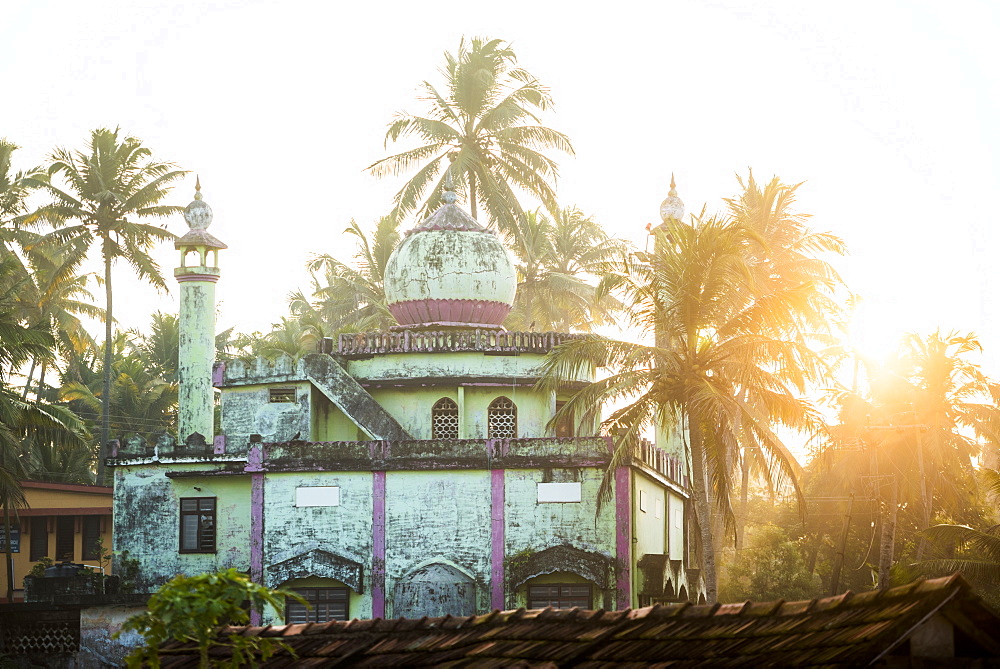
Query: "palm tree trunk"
20 357 36 400
97 251 112 484
469 171 477 220
35 362 46 402
3 505 13 602
688 419 718 602
735 452 750 552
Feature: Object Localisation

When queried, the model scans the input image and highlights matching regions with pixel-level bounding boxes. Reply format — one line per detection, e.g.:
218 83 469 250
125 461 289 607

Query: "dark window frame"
29 517 48 561
82 516 102 560
269 387 296 403
527 583 592 610
179 497 217 553
285 587 349 623
55 516 75 561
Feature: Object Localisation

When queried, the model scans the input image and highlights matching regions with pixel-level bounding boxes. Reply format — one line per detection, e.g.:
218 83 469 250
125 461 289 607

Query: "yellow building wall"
1 482 113 602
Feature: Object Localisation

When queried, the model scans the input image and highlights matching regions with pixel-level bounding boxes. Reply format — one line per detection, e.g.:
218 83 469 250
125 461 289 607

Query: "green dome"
385 204 516 327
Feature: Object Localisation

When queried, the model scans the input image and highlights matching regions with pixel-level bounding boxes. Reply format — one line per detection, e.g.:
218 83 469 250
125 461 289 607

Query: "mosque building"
108 177 702 624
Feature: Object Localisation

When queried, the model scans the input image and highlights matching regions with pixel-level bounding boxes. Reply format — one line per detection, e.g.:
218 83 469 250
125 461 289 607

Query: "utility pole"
863 424 928 590
829 492 855 596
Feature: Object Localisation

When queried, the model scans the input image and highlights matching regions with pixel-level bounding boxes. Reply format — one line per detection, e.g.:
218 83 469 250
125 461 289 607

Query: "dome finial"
184 175 213 230
442 165 457 205
659 173 685 223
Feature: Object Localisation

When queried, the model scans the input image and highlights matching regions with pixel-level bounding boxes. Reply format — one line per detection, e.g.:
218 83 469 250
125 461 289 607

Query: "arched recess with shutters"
431 397 459 439
392 562 477 618
488 396 517 439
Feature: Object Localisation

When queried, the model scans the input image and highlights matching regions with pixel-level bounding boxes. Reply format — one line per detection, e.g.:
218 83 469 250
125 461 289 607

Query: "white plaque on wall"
295 486 341 507
537 482 582 503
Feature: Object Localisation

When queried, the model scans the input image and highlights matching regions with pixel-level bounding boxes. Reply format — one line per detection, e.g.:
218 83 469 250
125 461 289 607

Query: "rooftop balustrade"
337 329 587 358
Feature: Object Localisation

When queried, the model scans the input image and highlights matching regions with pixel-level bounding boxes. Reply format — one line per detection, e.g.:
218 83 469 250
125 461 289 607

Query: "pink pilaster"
248 444 265 624
615 466 631 610
372 470 386 618
490 468 505 610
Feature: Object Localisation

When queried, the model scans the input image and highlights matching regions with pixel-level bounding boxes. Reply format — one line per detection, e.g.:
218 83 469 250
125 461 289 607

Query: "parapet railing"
337 329 587 357
636 438 688 487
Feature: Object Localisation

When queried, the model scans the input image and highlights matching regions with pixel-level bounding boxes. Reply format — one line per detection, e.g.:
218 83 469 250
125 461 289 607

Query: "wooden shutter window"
82 517 102 560
179 498 216 553
29 517 48 562
286 587 349 623
527 584 592 610
55 516 75 561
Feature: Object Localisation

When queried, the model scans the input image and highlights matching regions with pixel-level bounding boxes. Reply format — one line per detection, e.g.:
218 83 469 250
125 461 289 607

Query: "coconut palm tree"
0 254 88 599
0 139 47 251
541 205 839 601
32 128 185 476
10 247 102 401
504 207 627 332
60 332 178 442
368 37 574 233
296 217 401 334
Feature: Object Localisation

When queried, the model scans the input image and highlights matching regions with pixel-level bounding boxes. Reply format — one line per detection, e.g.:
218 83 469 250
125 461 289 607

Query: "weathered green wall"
311 394 363 441
261 471 373 622
220 381 311 447
112 464 250 591
384 470 492 617
348 351 591 385
368 386 554 439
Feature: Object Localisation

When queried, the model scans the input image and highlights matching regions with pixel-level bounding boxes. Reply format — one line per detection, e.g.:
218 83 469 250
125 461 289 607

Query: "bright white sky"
5 0 999 372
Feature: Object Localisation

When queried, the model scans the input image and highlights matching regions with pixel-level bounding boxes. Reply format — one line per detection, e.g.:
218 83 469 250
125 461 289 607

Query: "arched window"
431 398 459 439
488 397 517 439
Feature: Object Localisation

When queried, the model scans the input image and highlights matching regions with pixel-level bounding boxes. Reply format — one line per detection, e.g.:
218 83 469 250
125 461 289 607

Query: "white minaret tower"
175 178 226 443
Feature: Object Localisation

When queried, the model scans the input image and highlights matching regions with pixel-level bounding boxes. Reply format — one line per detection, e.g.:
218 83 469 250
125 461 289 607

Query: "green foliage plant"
719 524 822 602
27 556 53 579
117 568 300 667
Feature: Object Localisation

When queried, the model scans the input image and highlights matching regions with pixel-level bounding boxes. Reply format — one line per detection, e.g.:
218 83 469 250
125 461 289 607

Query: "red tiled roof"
156 574 1000 667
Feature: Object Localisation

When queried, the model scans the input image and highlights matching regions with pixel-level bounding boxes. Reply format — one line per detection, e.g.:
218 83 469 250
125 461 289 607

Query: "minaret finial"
194 175 203 201
442 165 457 205
659 173 685 223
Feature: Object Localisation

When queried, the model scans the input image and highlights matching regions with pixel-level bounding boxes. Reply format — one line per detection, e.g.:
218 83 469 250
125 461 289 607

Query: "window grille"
488 397 517 439
431 398 459 439
55 517 74 561
179 498 216 553
286 587 349 623
528 584 592 609
269 387 296 403
82 517 102 560
29 517 48 561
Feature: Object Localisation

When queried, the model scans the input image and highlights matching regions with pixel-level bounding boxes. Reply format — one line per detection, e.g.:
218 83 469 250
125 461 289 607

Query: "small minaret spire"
175 178 227 445
659 173 685 223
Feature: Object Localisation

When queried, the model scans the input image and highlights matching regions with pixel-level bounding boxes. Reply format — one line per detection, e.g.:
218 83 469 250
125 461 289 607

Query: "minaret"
175 178 226 443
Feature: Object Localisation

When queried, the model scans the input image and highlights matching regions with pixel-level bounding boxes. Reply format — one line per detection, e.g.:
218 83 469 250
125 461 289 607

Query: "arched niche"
266 548 364 593
392 562 476 618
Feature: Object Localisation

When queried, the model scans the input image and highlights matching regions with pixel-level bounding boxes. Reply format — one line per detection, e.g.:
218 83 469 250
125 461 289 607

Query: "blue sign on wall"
0 526 20 553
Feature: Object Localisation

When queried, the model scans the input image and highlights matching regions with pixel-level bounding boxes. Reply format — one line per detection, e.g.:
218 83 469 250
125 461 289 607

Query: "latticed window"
528 584 592 609
431 398 459 439
488 397 517 439
286 587 349 623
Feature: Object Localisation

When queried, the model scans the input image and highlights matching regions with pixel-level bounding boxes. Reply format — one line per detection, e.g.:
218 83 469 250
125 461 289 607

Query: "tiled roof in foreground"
158 573 1000 667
